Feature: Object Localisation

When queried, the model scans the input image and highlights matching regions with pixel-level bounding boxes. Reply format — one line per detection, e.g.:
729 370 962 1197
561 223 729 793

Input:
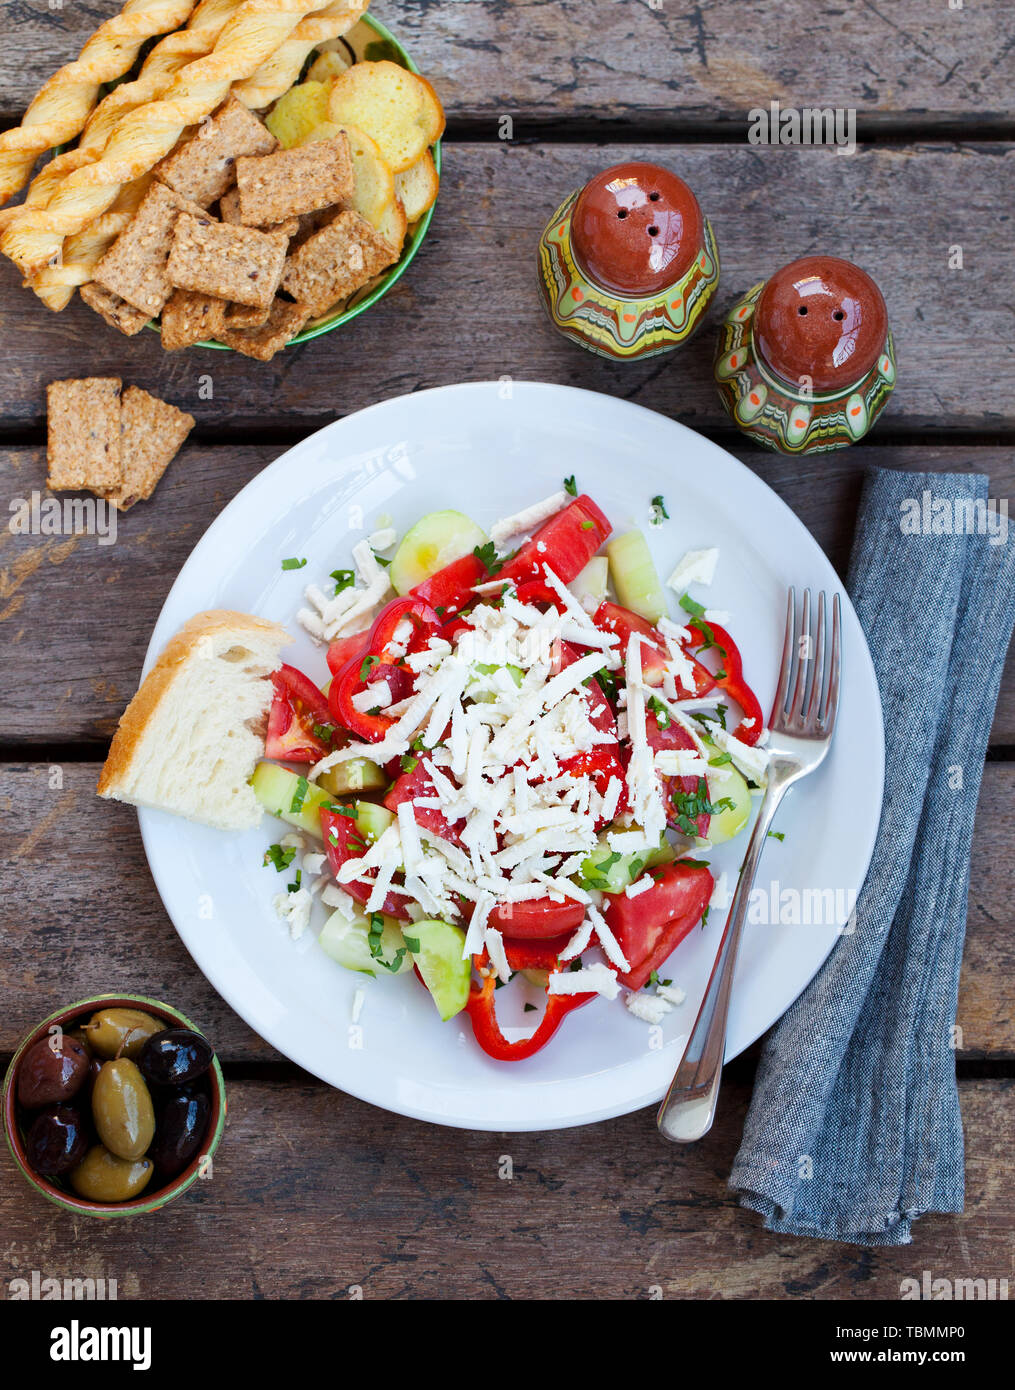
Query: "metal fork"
656 588 842 1143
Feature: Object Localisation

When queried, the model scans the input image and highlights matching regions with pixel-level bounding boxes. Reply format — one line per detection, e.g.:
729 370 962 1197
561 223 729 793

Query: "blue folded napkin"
729 466 1015 1245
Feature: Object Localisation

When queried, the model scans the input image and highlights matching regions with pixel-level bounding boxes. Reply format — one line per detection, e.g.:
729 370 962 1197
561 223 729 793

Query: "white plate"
140 383 884 1132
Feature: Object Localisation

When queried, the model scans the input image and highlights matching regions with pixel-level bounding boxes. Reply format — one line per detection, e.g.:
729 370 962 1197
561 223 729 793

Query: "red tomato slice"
514 580 568 613
593 601 714 696
603 862 714 990
501 934 574 972
265 664 336 763
644 712 710 837
558 748 629 825
498 495 612 587
320 807 413 921
326 633 369 677
383 761 463 845
411 552 488 618
557 640 616 736
488 898 586 939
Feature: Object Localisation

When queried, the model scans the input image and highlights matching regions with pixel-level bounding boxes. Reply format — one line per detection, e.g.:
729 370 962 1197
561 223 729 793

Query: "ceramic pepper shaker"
714 255 896 453
538 161 720 360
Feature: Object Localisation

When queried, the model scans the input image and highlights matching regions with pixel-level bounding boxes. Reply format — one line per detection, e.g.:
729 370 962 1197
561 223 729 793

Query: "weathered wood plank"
3 443 1013 742
2 0 1013 126
0 1077 1010 1298
2 761 1012 1060
1 144 1013 431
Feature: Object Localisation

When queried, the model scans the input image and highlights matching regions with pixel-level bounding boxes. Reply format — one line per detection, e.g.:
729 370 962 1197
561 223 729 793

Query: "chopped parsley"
669 778 734 838
473 540 501 573
679 594 728 658
579 850 621 891
281 557 306 571
524 1002 538 1012
580 520 595 531
359 653 379 682
287 870 302 894
311 722 335 745
650 494 669 525
595 666 619 703
331 804 358 819
768 830 786 842
648 970 673 988
373 552 391 568
564 475 578 496
400 753 419 773
330 567 355 595
263 844 296 872
648 694 671 729
289 777 309 813
708 751 732 767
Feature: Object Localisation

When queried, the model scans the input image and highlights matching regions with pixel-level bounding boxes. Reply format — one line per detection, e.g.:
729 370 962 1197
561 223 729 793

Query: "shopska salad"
251 486 769 1061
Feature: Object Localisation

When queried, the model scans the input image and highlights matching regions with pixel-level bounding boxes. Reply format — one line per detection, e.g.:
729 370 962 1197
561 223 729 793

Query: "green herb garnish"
289 777 309 813
281 557 306 571
359 653 379 682
564 475 577 496
330 568 354 595
263 844 296 872
650 495 669 524
669 778 734 838
648 694 671 729
473 540 501 574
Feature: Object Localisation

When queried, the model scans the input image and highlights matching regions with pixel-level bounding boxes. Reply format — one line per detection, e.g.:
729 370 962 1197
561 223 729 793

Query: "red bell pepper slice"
329 596 442 743
320 806 414 921
603 861 714 990
487 897 585 939
411 551 488 619
498 494 612 588
265 664 337 763
594 601 715 696
464 950 595 1061
686 620 764 745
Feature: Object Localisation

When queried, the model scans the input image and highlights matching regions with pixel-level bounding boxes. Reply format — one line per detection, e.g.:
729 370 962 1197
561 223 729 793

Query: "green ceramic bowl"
183 12 440 351
3 994 226 1218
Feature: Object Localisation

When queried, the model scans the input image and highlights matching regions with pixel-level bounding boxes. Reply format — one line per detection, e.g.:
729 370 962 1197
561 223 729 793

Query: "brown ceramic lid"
570 162 704 297
753 256 888 392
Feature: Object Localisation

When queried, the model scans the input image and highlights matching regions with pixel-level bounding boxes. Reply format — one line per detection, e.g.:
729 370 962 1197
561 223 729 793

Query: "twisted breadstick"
0 0 197 206
2 0 331 278
29 176 155 311
232 0 369 108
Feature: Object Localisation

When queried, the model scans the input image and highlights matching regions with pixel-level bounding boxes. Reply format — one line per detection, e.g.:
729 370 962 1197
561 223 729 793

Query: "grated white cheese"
625 991 672 1024
667 547 719 592
489 491 568 546
548 963 619 1000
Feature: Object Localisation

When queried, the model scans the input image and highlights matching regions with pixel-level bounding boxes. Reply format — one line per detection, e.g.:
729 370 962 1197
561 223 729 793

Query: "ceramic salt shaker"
537 161 720 360
714 254 896 453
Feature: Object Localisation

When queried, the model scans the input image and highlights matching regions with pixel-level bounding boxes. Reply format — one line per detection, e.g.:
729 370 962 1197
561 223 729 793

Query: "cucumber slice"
389 509 487 596
352 799 395 843
466 661 523 703
607 530 667 623
317 760 387 797
704 747 752 844
319 908 413 977
578 832 675 893
251 762 335 839
409 919 471 1020
569 556 608 610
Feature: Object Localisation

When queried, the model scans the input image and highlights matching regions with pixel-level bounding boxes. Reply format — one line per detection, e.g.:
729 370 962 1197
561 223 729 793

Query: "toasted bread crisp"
94 182 206 317
223 300 271 329
104 386 195 511
167 213 288 309
161 288 228 350
219 186 300 239
79 282 151 337
236 134 354 227
157 95 278 208
280 209 398 317
46 378 123 492
218 297 310 361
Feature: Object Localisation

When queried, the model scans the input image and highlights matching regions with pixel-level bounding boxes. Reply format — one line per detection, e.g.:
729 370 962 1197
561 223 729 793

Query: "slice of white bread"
98 610 290 831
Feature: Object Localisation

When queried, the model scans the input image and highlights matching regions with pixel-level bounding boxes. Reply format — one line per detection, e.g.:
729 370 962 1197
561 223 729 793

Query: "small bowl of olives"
2 995 226 1217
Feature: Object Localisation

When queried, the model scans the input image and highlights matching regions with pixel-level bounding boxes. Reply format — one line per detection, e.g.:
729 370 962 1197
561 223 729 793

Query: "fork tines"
771 588 841 735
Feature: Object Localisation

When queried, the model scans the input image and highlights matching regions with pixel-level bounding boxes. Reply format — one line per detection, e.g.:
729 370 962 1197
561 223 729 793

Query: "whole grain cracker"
46 378 123 492
157 95 278 208
223 300 271 329
217 297 310 361
236 135 353 227
79 282 151 336
93 181 208 317
161 288 228 350
280 209 398 317
167 213 287 309
219 186 300 238
105 387 195 511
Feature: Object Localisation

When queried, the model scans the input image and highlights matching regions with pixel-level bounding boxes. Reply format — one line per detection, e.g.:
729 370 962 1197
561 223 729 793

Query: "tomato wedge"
557 747 629 826
594 601 714 696
320 807 414 921
603 861 714 990
326 633 369 677
644 711 711 837
265 664 337 763
557 640 616 736
487 897 585 940
383 761 463 845
411 552 488 618
498 495 612 587
501 935 573 972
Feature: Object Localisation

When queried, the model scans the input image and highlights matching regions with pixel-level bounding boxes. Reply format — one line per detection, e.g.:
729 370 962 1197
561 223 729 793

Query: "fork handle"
656 775 788 1143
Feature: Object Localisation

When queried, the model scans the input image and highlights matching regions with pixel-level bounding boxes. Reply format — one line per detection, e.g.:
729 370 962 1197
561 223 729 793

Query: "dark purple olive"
149 1089 210 1181
17 1035 90 1108
139 1029 213 1088
25 1104 90 1176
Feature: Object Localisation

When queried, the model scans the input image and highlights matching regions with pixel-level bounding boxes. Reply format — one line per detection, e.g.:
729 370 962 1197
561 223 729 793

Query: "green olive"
82 1008 162 1060
91 1059 155 1161
69 1144 153 1203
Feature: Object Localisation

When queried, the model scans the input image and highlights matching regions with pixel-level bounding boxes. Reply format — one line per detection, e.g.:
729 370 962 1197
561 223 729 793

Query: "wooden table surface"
1 0 1013 1301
